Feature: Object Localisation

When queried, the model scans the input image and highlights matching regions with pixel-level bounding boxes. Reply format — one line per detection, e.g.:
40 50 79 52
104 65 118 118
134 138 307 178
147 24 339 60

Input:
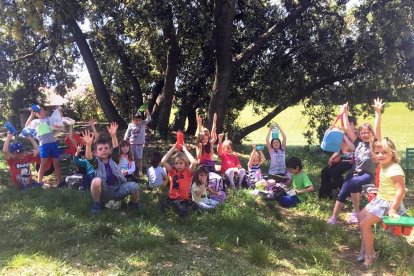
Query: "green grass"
0 102 413 275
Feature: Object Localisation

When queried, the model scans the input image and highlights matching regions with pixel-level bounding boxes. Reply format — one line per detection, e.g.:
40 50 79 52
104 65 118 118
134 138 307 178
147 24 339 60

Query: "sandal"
363 252 378 269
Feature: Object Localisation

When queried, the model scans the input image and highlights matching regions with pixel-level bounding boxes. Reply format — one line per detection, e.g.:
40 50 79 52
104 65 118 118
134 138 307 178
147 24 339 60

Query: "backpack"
321 113 344 153
208 172 227 202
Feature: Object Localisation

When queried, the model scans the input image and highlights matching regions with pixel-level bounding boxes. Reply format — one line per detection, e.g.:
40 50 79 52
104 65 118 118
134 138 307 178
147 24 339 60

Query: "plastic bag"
62 117 75 126
50 108 65 130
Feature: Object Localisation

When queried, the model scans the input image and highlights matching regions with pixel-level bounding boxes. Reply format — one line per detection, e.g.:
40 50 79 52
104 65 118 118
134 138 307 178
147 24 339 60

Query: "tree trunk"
207 0 236 133
150 1 180 138
65 18 126 128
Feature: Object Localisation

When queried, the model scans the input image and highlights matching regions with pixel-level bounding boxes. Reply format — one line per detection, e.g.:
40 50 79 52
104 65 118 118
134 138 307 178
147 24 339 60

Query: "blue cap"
9 142 23 153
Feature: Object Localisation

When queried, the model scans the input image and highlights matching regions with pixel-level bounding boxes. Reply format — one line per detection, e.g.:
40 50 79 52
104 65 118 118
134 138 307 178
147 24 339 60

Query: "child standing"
357 138 406 268
147 151 168 189
83 123 140 214
247 145 266 188
118 140 136 182
25 105 62 185
191 166 220 210
217 133 246 189
2 132 41 189
161 143 197 217
279 157 314 208
195 113 217 171
124 109 151 176
266 123 289 183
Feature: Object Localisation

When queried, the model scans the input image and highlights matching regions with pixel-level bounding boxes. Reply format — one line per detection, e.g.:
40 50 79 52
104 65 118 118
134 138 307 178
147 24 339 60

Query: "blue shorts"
101 182 139 201
39 142 60 158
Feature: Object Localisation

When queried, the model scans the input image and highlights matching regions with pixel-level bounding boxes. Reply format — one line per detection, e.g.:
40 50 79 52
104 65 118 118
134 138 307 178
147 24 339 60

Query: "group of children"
1 98 408 269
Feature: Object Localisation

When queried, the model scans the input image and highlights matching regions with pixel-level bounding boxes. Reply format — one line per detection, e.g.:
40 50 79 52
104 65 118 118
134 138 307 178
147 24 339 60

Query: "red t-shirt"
168 168 193 200
65 133 84 155
219 152 240 173
6 152 37 188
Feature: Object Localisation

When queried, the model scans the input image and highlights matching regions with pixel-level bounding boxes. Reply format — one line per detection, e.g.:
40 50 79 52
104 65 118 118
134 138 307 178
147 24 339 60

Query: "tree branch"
233 0 313 69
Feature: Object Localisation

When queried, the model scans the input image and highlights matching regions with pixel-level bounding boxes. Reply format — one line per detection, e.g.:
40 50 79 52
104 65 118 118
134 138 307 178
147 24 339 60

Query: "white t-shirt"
27 117 56 146
147 165 167 187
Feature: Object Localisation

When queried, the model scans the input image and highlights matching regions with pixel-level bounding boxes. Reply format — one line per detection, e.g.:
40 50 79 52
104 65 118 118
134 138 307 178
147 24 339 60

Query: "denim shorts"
101 182 139 201
39 142 60 158
366 197 406 218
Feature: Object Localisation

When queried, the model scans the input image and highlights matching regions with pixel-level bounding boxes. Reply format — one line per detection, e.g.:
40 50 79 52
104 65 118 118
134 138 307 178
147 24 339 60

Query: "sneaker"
348 212 359 224
90 202 102 214
327 217 337 225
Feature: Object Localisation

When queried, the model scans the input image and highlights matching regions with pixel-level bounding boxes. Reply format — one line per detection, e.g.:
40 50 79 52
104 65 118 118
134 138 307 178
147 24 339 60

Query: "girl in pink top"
195 113 217 172
217 133 246 189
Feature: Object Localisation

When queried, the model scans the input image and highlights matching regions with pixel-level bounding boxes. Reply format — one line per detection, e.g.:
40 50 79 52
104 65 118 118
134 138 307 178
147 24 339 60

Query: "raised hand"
81 129 94 145
340 102 349 114
107 122 118 137
213 113 217 124
373 98 385 113
76 144 83 154
89 117 96 127
196 114 203 126
218 133 224 142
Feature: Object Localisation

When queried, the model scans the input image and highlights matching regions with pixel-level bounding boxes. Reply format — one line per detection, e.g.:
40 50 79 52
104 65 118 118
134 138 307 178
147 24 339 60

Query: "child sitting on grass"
278 157 314 208
217 133 246 189
147 151 168 189
191 166 220 210
82 123 140 214
247 145 266 188
2 132 41 190
161 143 198 217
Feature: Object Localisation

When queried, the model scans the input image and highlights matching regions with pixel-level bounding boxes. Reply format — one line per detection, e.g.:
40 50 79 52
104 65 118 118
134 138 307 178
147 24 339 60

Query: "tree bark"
150 1 180 138
207 0 237 133
65 18 126 128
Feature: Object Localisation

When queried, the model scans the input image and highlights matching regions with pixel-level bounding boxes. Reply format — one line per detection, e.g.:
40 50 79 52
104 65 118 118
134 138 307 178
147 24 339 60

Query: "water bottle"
271 126 279 139
4 122 18 136
138 102 149 113
176 130 184 151
19 127 37 138
31 104 41 112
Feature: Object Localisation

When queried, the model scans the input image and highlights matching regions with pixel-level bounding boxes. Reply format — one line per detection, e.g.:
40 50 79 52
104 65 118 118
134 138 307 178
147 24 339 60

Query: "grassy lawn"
0 102 413 275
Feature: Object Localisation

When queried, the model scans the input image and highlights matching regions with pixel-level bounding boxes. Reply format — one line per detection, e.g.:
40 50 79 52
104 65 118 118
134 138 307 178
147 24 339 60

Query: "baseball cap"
9 142 23 153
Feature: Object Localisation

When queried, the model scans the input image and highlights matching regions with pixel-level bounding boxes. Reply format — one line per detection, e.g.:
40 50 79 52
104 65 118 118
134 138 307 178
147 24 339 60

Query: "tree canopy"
1 0 413 143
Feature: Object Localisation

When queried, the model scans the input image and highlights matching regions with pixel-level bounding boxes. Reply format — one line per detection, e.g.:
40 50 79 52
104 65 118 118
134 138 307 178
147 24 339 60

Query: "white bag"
62 117 76 126
50 108 65 130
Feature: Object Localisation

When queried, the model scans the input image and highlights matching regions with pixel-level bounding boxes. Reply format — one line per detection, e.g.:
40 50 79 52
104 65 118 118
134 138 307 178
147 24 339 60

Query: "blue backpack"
320 114 344 152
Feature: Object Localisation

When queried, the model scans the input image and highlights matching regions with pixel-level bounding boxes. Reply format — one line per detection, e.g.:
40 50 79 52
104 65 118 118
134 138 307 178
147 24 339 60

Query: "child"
82 123 140 214
118 140 136 182
247 145 266 188
161 143 197 217
217 133 246 189
124 109 151 176
191 166 220 210
25 105 62 185
67 118 100 156
147 151 168 189
327 98 383 225
279 157 314 208
73 143 95 190
357 137 406 268
2 132 41 189
195 113 217 171
266 123 289 183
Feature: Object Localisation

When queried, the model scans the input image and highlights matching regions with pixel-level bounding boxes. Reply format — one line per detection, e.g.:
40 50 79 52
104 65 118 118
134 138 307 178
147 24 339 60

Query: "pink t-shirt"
219 152 240 173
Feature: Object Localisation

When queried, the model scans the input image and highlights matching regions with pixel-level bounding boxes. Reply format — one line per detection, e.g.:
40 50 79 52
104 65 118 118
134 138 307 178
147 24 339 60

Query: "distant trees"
1 0 413 143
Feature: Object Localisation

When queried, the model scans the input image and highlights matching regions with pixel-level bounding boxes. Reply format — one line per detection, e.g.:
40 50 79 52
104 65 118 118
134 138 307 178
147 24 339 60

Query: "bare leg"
359 209 381 266
52 158 61 183
38 158 48 183
90 178 102 202
331 200 345 219
351 192 360 213
137 159 143 175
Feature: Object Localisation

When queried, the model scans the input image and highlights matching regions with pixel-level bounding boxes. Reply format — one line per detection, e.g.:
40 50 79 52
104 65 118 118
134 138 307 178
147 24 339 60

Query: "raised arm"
266 126 272 153
107 122 119 148
81 129 95 160
247 146 256 169
195 114 203 137
27 136 40 157
68 125 77 149
259 150 266 166
373 98 384 140
144 109 151 124
25 110 36 127
182 144 197 173
343 135 355 152
217 133 224 156
2 132 13 160
275 123 286 149
210 113 217 144
89 118 100 141
161 144 177 172
341 103 357 143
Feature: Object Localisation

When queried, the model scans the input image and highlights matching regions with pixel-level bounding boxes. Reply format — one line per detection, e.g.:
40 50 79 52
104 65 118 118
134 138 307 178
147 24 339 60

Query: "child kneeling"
279 157 314 208
82 123 140 214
